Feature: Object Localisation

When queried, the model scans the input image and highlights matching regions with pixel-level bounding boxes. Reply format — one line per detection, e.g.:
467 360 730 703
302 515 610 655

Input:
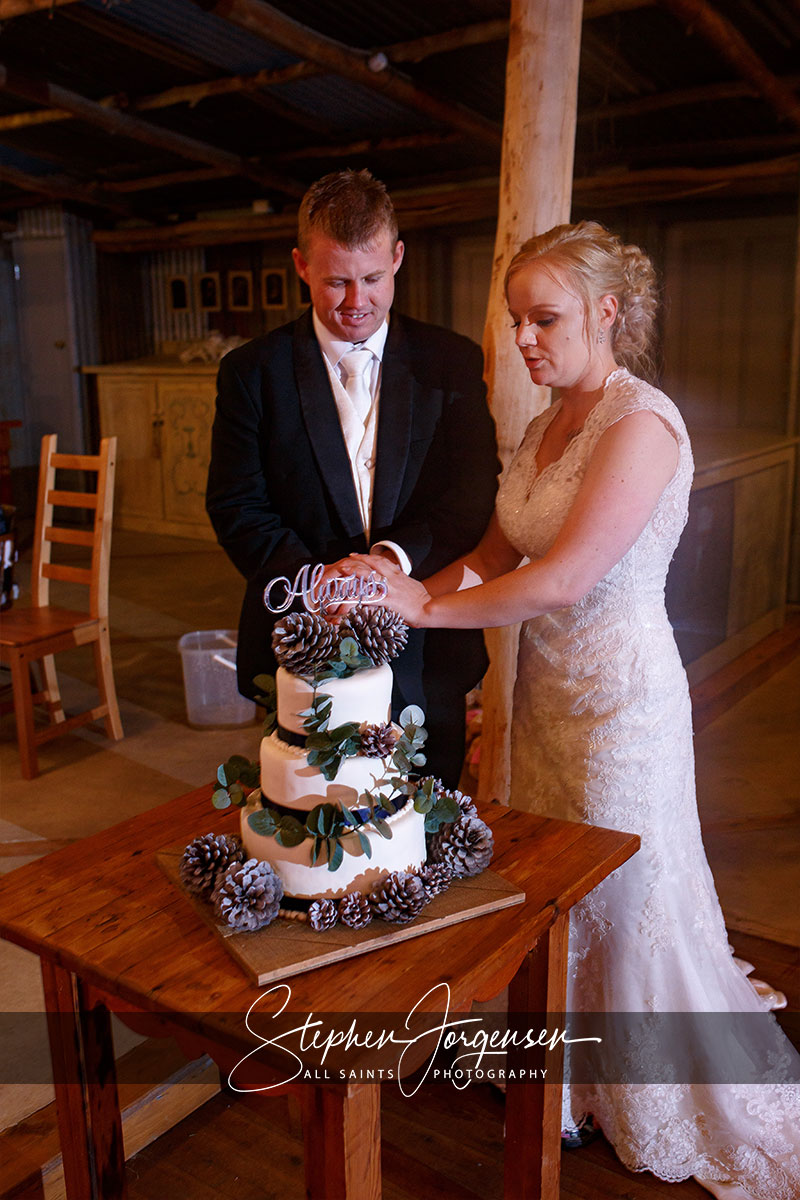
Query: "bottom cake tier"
240 791 427 901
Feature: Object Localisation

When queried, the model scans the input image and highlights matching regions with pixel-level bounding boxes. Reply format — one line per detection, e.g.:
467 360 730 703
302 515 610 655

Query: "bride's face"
507 260 601 392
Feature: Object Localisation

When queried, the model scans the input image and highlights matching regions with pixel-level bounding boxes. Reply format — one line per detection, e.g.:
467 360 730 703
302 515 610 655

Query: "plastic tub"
178 630 256 726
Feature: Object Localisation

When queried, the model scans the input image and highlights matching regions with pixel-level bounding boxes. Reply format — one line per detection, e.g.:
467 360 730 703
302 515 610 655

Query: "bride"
348 222 800 1198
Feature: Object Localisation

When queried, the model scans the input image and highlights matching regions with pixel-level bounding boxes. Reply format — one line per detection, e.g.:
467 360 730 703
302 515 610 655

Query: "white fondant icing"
260 730 400 809
240 793 427 899
276 663 392 735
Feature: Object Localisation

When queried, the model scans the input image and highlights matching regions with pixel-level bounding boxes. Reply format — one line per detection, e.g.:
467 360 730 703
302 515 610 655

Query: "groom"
206 169 498 785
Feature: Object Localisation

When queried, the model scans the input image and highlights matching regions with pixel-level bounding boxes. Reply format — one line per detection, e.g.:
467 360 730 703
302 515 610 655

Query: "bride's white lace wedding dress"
495 368 800 1198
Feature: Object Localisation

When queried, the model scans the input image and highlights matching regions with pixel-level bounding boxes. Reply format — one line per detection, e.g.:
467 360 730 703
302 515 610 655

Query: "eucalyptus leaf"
276 815 306 847
411 753 427 767
319 758 342 781
371 817 392 840
340 805 358 828
355 829 372 858
248 809 278 837
328 721 360 743
399 704 425 728
327 839 344 872
211 787 231 809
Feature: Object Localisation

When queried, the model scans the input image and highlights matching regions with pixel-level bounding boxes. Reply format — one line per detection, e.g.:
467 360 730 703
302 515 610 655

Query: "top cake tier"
276 663 393 736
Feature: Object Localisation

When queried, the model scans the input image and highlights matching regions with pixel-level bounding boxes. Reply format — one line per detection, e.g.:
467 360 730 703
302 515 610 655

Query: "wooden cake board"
157 848 525 987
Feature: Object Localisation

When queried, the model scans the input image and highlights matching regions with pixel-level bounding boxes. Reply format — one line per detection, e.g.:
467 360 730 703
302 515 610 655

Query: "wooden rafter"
90 153 799 253
383 19 510 64
657 0 800 131
0 163 134 216
0 62 323 135
580 74 800 123
195 0 502 150
0 0 78 15
103 166 237 194
0 66 307 198
275 131 462 162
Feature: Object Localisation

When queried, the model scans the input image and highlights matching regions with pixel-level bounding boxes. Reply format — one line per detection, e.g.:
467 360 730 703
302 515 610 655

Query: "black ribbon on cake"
258 792 408 824
276 723 306 747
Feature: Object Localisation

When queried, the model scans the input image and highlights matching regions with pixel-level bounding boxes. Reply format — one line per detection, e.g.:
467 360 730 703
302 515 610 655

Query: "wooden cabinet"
85 360 218 539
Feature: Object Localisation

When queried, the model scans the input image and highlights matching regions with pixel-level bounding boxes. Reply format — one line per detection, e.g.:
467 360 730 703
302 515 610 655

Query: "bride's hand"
345 554 431 627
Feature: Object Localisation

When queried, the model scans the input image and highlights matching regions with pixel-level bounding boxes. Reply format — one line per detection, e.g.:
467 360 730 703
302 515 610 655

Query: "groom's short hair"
297 169 398 255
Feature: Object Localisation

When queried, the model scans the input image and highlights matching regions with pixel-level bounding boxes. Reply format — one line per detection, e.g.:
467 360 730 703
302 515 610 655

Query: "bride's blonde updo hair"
505 221 658 379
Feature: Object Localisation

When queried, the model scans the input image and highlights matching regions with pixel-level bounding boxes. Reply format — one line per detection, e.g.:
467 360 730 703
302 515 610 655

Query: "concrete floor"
1 529 798 1135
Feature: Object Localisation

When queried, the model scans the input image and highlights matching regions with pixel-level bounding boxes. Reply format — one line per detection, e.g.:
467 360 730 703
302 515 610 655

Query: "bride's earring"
597 330 607 344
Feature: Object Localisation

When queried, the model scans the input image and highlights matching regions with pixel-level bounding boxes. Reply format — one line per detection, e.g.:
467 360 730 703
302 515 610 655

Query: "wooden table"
0 787 638 1200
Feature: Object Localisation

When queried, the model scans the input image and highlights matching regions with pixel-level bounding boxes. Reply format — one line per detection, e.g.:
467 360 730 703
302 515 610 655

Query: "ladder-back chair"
0 434 123 778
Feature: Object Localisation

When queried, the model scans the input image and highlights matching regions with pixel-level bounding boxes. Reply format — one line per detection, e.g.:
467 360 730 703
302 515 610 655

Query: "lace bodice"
496 366 693 614
494 368 800 1198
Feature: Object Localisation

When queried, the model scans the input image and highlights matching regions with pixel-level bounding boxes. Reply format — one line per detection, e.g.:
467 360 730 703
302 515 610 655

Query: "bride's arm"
382 410 679 628
423 513 523 596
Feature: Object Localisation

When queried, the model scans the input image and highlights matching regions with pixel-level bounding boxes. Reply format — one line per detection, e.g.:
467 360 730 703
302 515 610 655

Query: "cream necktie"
340 348 374 424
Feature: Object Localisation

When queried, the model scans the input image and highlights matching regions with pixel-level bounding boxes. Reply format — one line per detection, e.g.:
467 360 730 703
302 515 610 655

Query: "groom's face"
292 229 405 343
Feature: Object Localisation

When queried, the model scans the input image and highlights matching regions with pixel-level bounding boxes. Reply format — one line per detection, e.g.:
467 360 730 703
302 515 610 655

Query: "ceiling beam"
383 19 510 64
0 62 323 134
0 65 307 198
0 0 78 15
194 0 502 150
580 73 800 122
657 0 800 131
0 163 134 216
91 153 799 252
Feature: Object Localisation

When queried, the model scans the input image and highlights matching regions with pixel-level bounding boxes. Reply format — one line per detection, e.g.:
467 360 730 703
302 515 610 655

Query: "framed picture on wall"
261 268 287 310
196 272 221 312
167 275 190 313
228 270 253 312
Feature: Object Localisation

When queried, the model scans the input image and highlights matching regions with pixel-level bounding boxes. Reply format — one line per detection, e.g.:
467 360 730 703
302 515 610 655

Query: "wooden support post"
504 913 570 1200
478 0 584 808
41 961 128 1199
300 1082 381 1199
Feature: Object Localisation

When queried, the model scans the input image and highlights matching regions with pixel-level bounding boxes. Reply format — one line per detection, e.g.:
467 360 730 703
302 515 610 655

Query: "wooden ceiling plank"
196 0 502 150
657 0 800 131
0 65 306 198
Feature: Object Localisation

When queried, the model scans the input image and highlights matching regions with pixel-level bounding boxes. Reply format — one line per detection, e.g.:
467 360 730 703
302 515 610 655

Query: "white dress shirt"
313 311 411 573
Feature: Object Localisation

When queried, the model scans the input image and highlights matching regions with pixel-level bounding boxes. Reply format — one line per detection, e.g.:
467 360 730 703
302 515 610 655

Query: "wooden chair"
0 435 123 778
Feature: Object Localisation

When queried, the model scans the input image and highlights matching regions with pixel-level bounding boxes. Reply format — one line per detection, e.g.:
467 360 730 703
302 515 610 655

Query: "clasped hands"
319 552 431 627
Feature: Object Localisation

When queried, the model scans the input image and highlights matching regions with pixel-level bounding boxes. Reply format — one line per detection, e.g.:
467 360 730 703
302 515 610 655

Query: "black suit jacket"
206 309 499 714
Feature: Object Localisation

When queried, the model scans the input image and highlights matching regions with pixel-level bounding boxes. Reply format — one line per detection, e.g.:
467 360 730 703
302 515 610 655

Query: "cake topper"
263 562 388 615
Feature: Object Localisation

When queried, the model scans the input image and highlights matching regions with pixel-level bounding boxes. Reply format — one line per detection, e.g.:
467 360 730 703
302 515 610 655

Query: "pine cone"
308 898 338 931
418 862 453 901
420 777 478 819
272 612 339 676
428 816 494 879
212 858 283 931
180 833 244 898
341 605 408 666
369 870 427 924
360 722 398 758
338 891 372 929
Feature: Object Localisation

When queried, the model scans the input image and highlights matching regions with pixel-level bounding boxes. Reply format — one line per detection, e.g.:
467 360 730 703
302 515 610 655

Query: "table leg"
300 1081 381 1199
41 960 128 1200
504 912 570 1200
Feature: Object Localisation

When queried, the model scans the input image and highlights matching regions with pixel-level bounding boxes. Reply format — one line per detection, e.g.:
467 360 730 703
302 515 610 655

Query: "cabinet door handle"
152 417 164 459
